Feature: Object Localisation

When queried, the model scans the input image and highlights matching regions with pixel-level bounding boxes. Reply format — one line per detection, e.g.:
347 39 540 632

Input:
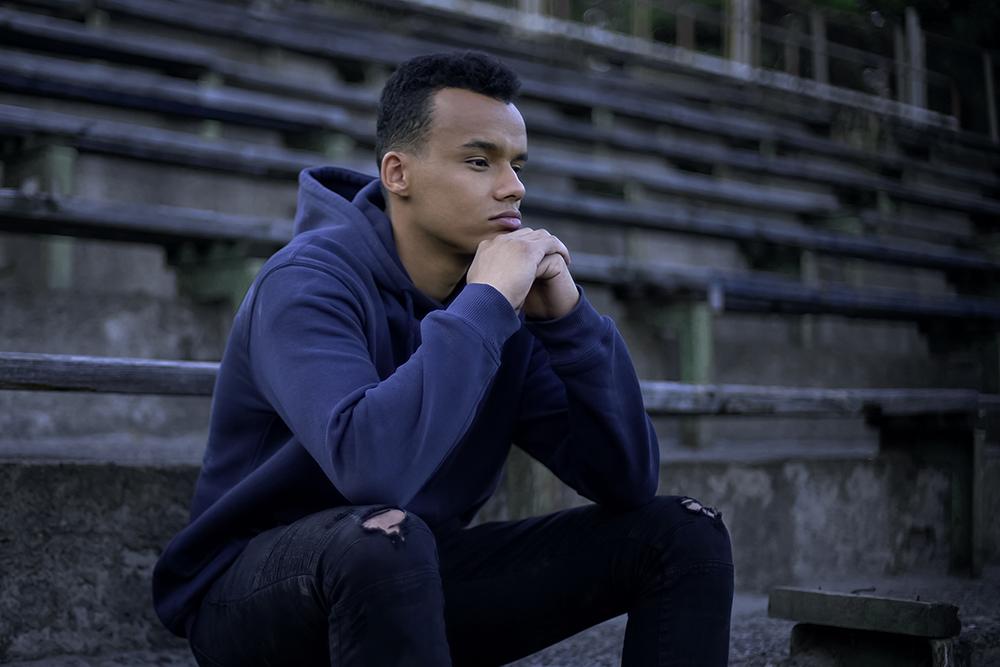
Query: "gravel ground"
6 571 997 666
0 594 793 666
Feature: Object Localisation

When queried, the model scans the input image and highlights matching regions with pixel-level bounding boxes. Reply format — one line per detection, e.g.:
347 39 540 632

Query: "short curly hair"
375 51 521 169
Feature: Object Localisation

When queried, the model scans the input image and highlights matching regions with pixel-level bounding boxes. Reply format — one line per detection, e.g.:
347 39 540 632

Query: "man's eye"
512 164 524 174
468 159 489 168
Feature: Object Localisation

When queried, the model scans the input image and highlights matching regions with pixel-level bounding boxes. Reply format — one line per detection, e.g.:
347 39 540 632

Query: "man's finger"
541 235 570 266
535 252 566 280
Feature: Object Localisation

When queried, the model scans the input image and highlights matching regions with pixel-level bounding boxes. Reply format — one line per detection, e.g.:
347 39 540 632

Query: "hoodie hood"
293 165 445 314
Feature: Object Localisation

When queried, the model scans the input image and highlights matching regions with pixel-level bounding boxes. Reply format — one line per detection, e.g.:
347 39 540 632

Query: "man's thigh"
188 504 441 667
436 496 733 666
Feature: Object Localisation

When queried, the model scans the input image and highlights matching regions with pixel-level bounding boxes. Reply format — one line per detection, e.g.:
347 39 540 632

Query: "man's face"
399 87 527 257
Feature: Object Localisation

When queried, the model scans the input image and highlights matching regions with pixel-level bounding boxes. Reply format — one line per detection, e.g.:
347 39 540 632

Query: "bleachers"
2 0 999 662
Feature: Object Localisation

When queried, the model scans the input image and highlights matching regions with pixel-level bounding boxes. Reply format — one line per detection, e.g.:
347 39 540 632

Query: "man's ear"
380 151 410 198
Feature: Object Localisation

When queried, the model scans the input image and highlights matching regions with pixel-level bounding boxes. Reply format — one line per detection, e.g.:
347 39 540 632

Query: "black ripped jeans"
188 496 734 666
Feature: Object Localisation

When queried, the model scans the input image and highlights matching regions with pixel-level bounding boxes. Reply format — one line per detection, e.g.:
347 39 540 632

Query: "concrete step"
3 451 998 662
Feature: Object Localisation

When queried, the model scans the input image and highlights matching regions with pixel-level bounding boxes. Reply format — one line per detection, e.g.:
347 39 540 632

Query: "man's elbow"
338 475 418 509
599 467 658 511
620 452 660 509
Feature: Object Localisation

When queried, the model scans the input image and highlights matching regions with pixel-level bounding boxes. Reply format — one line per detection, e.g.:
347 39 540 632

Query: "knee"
632 495 733 570
318 507 440 600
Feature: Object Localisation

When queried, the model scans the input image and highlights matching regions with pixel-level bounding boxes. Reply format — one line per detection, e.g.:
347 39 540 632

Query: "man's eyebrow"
459 140 528 162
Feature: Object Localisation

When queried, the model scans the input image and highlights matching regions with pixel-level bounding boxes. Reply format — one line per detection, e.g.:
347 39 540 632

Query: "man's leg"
188 505 451 666
438 495 734 667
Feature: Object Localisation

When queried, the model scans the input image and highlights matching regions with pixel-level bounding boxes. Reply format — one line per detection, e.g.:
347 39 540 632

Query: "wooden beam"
0 352 218 395
769 587 960 638
642 382 980 417
0 352 987 419
3 190 1000 323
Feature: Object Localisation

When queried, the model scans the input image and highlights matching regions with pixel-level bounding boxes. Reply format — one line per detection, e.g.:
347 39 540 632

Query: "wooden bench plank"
0 351 217 395
0 48 369 135
2 190 999 322
280 0 835 129
568 252 1000 322
0 189 292 252
4 3 996 207
76 0 1000 185
2 104 996 276
640 382 981 417
527 189 1000 274
769 587 961 638
0 5 214 76
529 150 840 215
0 352 988 419
0 80 837 217
0 103 316 177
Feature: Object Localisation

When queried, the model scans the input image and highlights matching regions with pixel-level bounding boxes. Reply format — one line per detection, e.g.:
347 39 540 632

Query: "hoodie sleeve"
247 261 521 507
513 288 660 510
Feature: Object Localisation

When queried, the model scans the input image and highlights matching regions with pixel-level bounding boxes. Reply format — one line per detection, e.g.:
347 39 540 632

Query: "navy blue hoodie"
152 166 660 637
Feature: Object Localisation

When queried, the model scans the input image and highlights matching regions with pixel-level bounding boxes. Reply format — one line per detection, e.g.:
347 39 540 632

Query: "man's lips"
490 211 521 229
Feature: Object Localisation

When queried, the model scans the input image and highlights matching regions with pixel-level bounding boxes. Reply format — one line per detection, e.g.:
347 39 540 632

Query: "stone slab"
769 587 961 638
788 623 967 667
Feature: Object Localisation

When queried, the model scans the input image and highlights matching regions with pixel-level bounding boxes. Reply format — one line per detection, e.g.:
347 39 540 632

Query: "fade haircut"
375 51 521 169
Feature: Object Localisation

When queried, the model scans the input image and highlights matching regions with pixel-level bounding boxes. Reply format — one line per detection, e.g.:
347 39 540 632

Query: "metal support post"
677 3 695 51
984 51 998 144
2 143 78 289
810 9 828 85
664 301 715 448
727 0 757 67
905 7 926 108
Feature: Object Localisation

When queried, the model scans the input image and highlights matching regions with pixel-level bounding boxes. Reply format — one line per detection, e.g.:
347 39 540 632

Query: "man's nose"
496 164 525 201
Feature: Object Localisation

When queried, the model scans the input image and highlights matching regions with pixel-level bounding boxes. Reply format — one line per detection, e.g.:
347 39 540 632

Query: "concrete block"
0 461 197 662
786 623 968 666
0 289 225 444
769 588 960 637
659 452 955 592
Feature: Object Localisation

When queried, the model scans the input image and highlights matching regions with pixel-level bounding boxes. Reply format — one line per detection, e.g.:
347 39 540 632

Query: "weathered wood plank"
76 0 1000 175
769 587 961 638
0 189 291 254
0 352 218 395
527 189 999 273
0 352 988 419
0 101 835 217
640 381 981 417
0 48 368 136
3 3 996 207
0 103 316 178
3 190 1000 322
568 253 1000 322
4 102 996 274
531 150 839 215
0 5 214 76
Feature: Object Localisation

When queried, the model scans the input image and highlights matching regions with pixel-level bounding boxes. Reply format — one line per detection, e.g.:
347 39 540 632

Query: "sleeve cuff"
525 286 608 365
446 283 522 354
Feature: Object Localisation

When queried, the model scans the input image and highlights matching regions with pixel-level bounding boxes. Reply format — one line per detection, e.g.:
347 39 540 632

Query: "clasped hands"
467 227 579 321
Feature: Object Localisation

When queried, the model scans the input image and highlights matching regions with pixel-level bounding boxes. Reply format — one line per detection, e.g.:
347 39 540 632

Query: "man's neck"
389 215 470 303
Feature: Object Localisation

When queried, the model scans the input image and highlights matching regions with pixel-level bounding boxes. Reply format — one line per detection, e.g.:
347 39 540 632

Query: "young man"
153 51 733 665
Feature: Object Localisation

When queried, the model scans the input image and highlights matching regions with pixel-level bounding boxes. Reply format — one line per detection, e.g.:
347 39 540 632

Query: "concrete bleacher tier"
1 0 999 663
